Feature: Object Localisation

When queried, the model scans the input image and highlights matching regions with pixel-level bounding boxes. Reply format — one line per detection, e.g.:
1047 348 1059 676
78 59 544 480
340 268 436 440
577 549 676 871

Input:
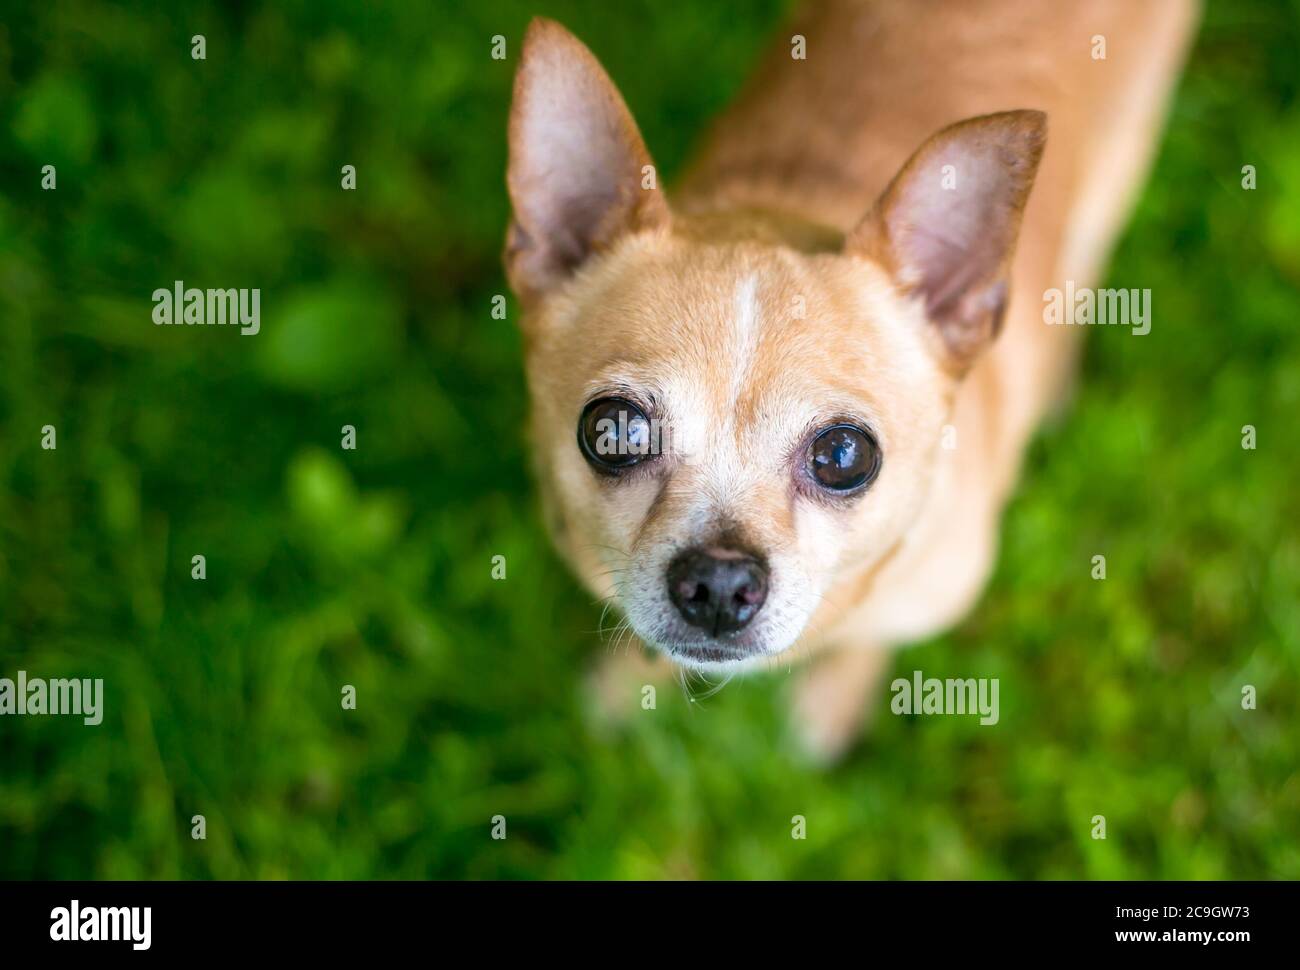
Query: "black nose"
666 547 769 636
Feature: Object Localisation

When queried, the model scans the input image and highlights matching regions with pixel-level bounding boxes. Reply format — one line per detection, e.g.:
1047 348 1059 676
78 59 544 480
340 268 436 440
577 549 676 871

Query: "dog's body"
506 0 1197 757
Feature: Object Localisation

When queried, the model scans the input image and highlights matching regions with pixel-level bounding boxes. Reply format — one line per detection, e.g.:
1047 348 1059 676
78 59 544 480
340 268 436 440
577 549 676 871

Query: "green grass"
1 0 1298 879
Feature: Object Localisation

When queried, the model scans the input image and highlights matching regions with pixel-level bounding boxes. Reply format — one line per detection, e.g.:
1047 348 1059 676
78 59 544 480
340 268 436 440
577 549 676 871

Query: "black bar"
0 880 1288 955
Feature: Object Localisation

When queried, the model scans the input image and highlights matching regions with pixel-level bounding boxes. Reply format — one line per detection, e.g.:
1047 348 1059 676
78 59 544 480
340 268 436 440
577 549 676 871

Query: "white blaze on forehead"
662 274 764 498
729 273 761 407
678 273 762 500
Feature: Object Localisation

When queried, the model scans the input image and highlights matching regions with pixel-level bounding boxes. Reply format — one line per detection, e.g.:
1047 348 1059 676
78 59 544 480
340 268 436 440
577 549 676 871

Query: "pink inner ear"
853 110 1046 361
895 149 1009 310
506 19 669 295
516 60 632 260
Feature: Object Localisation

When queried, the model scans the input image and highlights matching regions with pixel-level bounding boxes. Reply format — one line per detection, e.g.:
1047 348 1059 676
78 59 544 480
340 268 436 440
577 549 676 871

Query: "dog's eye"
578 397 655 471
807 424 881 492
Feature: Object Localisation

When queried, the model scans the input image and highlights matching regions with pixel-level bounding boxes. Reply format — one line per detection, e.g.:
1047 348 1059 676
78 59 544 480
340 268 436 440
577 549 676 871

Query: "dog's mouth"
622 600 808 670
639 621 788 670
665 638 762 667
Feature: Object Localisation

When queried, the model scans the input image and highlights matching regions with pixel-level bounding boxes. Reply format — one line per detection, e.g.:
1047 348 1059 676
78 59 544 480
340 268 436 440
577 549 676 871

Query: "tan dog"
504 0 1197 758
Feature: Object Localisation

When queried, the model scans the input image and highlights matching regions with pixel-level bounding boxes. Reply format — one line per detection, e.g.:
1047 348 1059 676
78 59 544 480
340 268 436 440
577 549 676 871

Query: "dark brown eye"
807 424 880 493
578 398 656 471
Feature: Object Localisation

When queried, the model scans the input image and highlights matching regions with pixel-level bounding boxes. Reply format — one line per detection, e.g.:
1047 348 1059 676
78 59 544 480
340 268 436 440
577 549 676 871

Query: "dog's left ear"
505 18 670 304
847 110 1046 371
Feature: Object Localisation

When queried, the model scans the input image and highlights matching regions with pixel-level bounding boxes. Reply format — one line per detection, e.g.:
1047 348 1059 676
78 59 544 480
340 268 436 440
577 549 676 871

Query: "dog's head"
505 19 1045 669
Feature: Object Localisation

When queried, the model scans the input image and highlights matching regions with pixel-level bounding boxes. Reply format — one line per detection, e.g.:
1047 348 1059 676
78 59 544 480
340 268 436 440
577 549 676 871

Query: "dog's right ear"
505 18 670 303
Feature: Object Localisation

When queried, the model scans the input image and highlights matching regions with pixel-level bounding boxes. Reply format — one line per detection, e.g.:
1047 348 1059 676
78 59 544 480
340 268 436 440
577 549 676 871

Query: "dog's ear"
505 18 670 302
847 110 1046 371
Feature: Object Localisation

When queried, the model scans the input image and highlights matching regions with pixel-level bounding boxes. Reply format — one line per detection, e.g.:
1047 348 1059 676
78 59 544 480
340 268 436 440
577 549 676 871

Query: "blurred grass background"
1 0 1298 879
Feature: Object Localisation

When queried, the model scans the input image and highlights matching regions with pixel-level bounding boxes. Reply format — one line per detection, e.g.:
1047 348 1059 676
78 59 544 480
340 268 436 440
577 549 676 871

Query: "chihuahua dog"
504 0 1196 758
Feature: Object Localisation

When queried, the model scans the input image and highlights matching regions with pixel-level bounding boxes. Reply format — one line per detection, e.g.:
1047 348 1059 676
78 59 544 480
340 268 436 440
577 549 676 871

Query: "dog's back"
682 0 1198 453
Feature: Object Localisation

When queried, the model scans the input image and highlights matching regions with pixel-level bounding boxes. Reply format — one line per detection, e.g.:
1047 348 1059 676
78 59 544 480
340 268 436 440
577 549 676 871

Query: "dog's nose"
666 546 768 636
